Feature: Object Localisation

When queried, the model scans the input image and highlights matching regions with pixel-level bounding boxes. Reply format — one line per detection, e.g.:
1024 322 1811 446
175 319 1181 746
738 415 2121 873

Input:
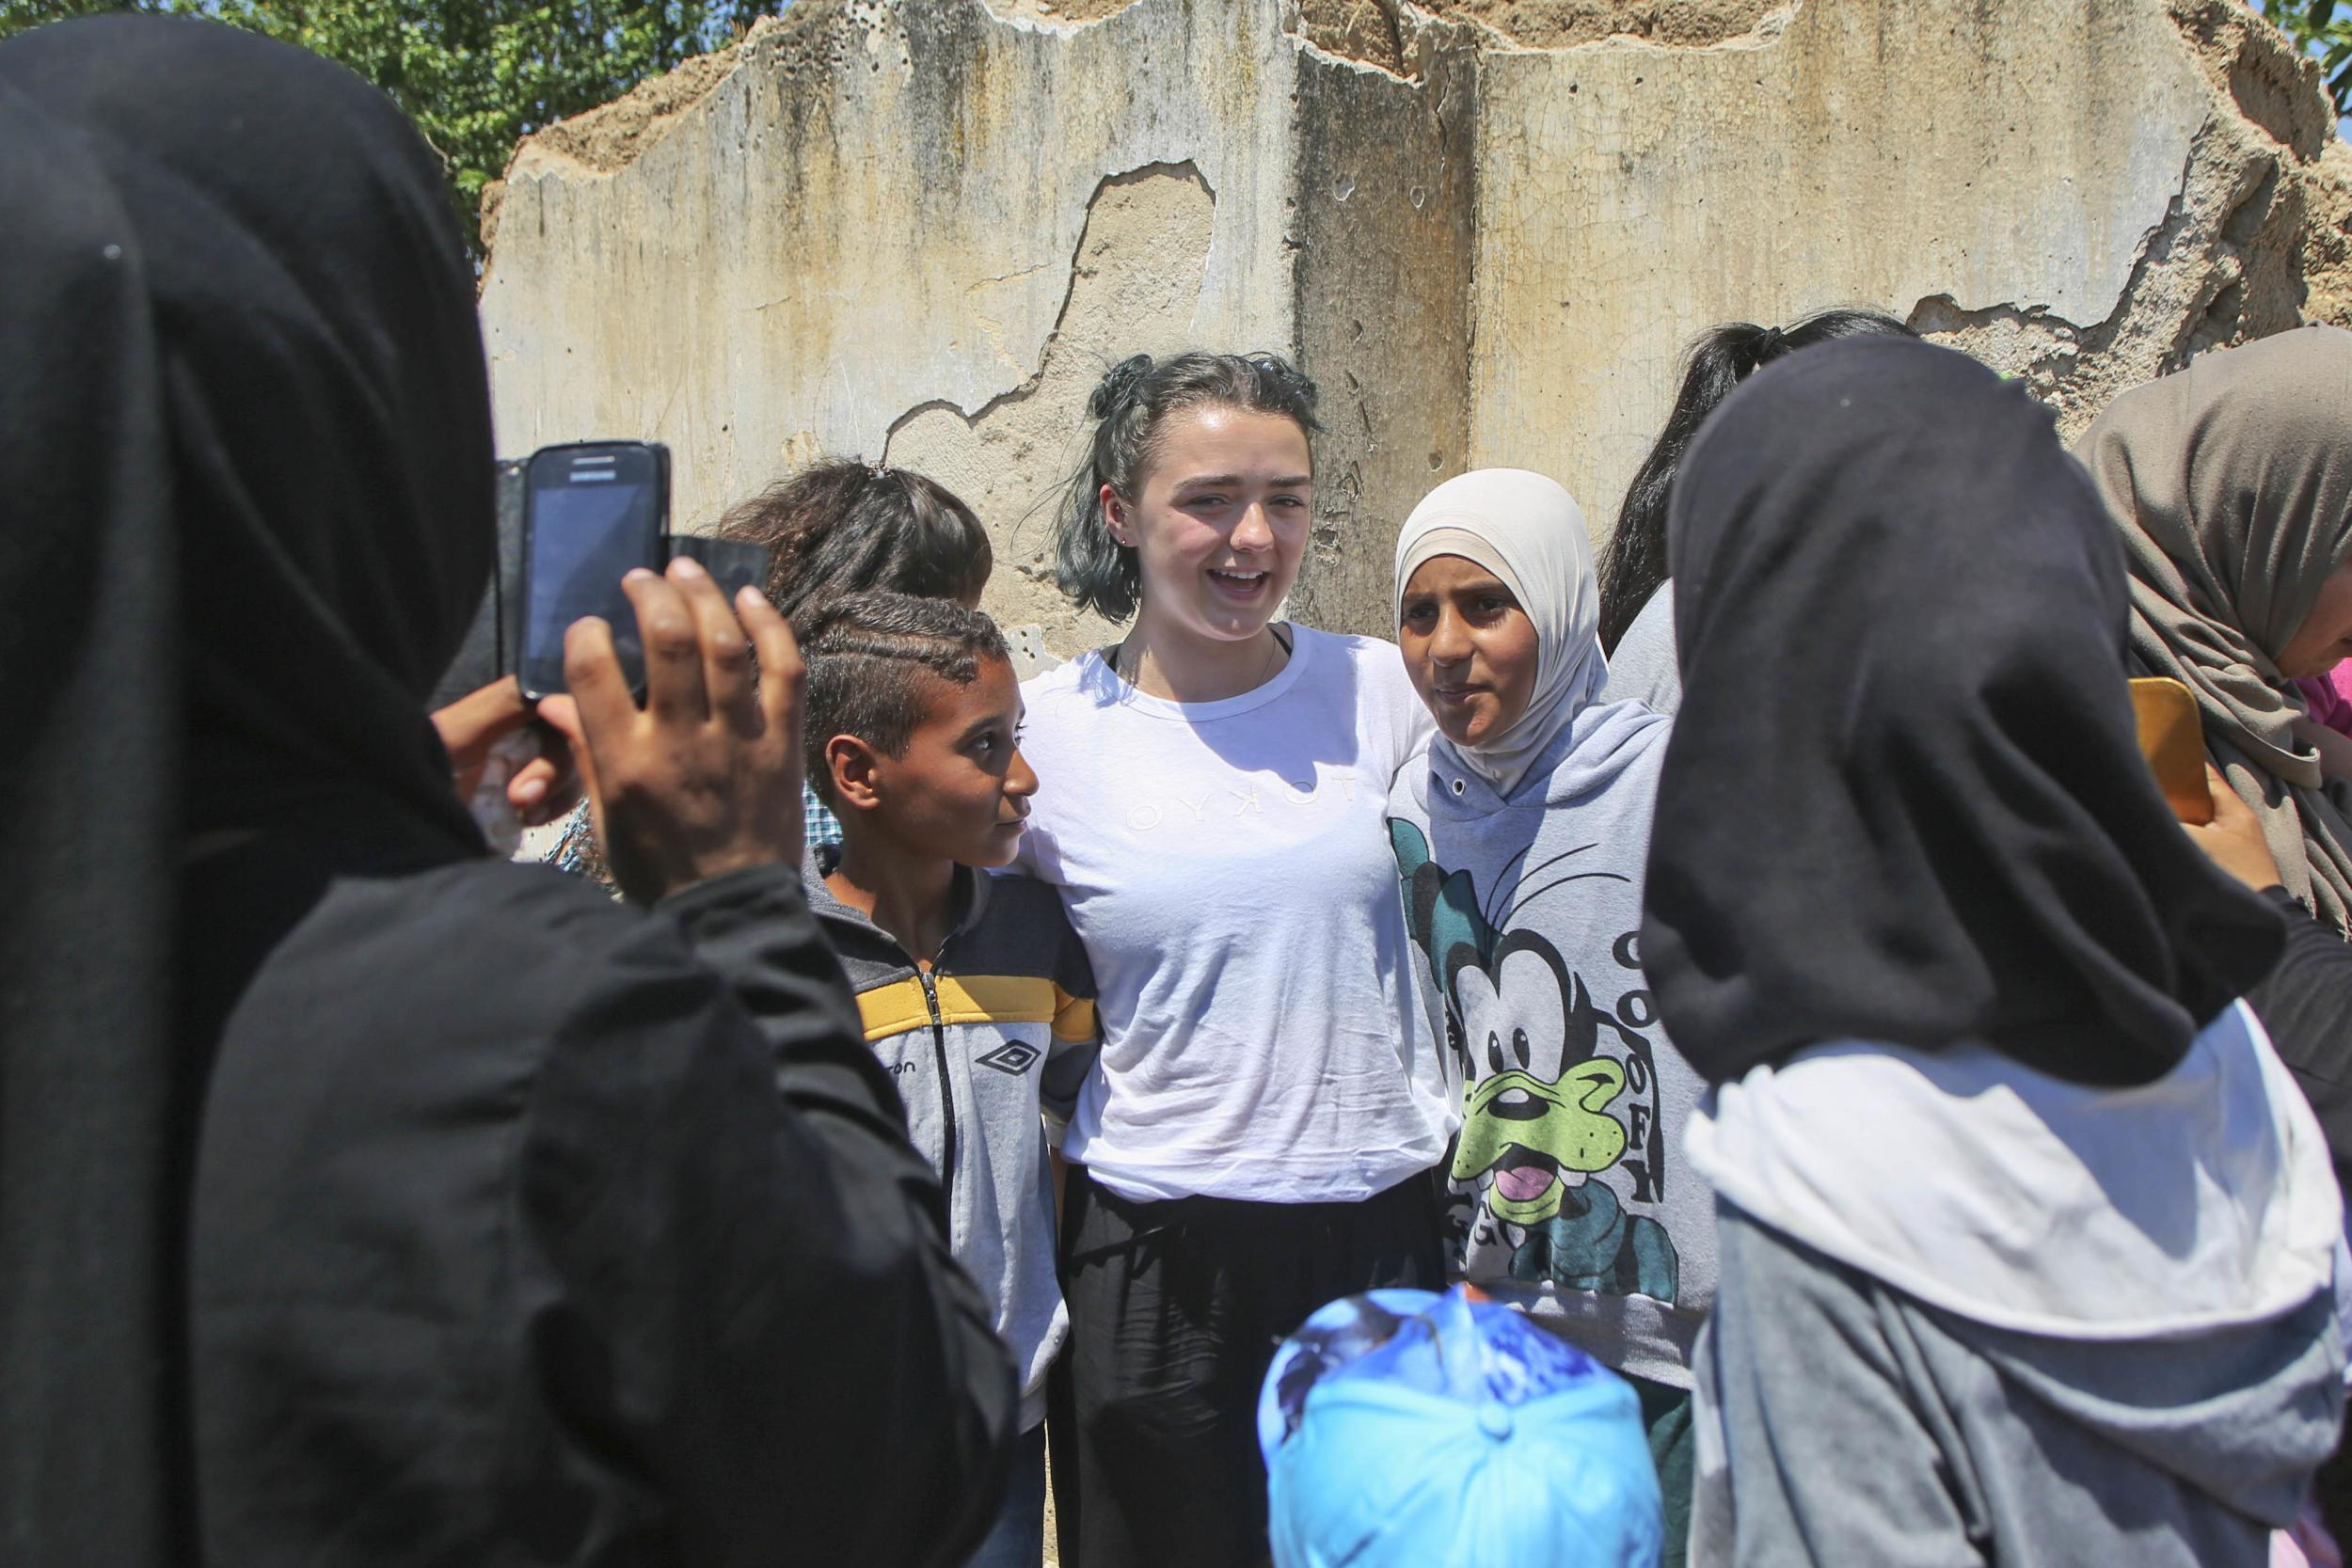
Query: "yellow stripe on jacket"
855 974 1098 1045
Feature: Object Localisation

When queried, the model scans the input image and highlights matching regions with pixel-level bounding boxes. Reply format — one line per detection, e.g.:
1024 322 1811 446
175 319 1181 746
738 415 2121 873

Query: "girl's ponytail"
1597 309 1914 653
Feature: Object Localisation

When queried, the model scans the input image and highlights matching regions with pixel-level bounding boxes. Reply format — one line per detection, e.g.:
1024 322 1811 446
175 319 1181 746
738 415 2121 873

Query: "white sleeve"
1358 635 1436 786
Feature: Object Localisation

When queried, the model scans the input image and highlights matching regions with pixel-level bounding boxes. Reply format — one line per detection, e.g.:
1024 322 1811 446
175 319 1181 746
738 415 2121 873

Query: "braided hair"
798 591 1010 805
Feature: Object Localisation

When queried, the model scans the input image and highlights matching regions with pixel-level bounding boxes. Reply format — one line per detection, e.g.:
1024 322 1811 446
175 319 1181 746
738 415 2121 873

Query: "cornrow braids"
1054 350 1322 622
798 591 1011 805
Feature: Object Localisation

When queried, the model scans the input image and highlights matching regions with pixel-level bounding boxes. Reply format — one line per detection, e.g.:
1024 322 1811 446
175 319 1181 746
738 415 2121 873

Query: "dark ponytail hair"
1596 309 1916 653
714 460 992 626
1055 351 1321 623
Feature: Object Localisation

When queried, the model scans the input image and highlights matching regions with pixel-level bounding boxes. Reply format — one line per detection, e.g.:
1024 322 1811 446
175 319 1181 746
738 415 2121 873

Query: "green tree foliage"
2269 1 2352 120
0 0 772 255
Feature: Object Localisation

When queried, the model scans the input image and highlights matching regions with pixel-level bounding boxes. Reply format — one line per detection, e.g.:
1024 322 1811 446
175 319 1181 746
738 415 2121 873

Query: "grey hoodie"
1387 697 1711 1389
805 857 1100 1428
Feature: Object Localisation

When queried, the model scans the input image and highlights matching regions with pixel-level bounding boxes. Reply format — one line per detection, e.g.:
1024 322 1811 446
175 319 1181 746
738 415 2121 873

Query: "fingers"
626 566 707 725
2183 760 2283 892
509 754 554 812
738 583 806 746
2202 762 2251 825
533 693 606 844
507 749 582 828
668 557 759 735
432 673 530 763
533 695 587 775
548 567 803 902
563 611 640 745
512 715 582 826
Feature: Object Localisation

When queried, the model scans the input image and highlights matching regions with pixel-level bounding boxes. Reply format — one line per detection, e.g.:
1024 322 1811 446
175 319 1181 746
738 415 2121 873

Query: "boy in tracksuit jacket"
796 591 1098 1566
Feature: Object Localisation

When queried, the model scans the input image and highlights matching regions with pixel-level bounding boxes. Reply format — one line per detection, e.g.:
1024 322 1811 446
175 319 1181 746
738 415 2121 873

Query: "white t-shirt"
1014 626 1448 1203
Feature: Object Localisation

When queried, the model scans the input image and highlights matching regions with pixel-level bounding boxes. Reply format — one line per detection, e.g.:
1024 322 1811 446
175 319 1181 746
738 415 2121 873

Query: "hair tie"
1755 325 1786 358
1089 354 1154 420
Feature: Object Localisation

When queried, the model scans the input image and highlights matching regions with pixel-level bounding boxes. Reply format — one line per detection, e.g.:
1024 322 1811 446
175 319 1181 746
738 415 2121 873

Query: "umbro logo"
977 1041 1040 1076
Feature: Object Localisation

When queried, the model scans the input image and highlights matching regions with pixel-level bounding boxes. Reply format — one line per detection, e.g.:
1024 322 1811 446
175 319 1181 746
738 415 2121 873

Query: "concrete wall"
480 0 2352 650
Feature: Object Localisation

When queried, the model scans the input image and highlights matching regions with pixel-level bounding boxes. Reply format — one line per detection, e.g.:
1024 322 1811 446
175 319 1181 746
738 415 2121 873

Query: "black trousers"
1048 1165 1444 1568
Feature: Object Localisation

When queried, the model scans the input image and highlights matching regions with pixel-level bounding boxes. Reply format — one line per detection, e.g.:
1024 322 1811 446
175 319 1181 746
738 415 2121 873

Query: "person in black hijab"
0 16 1012 1566
1643 339 2343 1567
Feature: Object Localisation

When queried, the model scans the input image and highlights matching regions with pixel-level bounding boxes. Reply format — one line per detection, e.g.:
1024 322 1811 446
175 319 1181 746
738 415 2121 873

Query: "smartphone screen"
518 444 666 699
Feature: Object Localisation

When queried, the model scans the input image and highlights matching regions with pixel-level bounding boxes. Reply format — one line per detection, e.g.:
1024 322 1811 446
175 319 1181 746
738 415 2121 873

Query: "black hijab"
0 17 490 1558
1641 339 2282 1088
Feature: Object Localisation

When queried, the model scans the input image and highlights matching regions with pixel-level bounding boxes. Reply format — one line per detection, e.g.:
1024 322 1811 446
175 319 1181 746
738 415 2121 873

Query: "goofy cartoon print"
1391 819 1678 1306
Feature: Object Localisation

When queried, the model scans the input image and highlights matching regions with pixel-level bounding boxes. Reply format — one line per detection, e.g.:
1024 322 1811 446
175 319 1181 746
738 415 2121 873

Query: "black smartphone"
667 533 775 608
517 441 669 700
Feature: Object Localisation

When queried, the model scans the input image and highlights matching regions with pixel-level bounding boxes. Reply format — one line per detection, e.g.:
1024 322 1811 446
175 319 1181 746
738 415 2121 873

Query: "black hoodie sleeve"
519 865 1015 1568
2248 887 2352 1197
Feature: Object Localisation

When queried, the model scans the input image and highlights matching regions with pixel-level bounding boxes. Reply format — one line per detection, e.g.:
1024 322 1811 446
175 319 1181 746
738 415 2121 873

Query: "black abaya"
0 58 183 1568
0 17 1012 1564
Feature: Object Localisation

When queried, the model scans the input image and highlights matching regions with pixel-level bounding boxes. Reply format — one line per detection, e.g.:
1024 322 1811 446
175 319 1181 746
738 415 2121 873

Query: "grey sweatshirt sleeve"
1691 1205 1988 1568
1601 590 1683 715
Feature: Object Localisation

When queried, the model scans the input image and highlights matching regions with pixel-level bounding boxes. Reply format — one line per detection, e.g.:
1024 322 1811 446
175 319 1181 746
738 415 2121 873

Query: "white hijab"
1392 468 1606 799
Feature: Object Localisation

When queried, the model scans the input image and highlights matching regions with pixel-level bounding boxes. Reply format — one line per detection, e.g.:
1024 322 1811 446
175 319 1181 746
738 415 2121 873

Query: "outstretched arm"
524 887 1015 1568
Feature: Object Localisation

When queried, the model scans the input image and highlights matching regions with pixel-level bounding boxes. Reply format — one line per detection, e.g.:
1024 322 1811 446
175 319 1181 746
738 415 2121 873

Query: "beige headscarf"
1392 468 1605 799
2074 325 2352 931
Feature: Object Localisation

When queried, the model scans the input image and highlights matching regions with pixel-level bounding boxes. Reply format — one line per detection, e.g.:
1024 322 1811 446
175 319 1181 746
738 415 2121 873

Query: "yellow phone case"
2129 676 2214 826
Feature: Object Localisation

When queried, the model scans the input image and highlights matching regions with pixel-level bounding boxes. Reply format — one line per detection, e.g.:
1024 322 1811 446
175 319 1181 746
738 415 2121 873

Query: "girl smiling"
1016 352 1448 1568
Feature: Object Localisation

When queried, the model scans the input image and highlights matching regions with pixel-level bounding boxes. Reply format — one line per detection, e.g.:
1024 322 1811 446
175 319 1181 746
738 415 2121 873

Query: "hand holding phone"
2180 763 2284 893
430 673 582 847
535 558 807 904
515 442 774 702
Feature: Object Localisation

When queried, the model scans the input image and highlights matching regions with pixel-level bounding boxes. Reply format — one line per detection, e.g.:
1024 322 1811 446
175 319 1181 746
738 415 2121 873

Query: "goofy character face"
1447 931 1629 1227
1391 818 1677 1306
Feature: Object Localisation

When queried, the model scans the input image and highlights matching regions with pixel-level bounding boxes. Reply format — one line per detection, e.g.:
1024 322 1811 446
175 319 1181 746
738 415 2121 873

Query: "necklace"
1116 622 1292 697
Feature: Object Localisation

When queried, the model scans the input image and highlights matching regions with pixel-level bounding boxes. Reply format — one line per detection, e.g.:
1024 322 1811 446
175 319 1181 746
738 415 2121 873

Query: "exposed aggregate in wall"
1909 0 2349 440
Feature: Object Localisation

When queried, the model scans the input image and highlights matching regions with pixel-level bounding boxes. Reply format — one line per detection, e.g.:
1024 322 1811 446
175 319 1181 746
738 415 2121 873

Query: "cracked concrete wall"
1287 10 1480 634
482 0 1302 555
1476 0 2207 530
880 163 1219 649
480 0 2352 651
